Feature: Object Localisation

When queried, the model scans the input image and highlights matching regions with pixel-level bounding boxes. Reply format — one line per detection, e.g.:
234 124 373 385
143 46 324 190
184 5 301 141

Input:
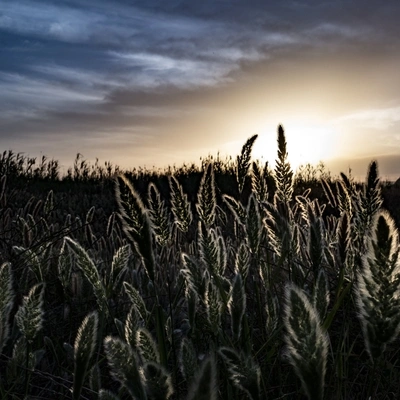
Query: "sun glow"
253 122 338 171
285 123 337 169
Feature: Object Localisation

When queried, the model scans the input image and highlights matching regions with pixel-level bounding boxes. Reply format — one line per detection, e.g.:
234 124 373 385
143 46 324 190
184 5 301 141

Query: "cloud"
335 106 400 130
108 51 240 88
0 71 105 120
0 1 98 43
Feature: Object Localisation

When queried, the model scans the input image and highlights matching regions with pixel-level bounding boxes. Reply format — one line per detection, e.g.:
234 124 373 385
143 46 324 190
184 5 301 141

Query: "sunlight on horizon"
252 122 338 171
170 121 356 175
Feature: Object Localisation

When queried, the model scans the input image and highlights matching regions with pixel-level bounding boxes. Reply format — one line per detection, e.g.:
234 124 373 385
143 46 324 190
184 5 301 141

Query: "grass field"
1 126 400 399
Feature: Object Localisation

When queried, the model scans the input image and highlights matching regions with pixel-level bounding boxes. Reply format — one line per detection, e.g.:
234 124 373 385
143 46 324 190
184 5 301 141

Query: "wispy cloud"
0 1 101 43
308 22 369 39
0 72 104 120
336 106 400 130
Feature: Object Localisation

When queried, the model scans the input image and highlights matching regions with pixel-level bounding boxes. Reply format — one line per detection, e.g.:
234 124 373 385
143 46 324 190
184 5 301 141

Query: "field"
1 126 400 399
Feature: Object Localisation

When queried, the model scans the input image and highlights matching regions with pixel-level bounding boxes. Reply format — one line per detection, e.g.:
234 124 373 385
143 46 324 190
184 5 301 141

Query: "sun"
285 123 337 169
253 122 337 171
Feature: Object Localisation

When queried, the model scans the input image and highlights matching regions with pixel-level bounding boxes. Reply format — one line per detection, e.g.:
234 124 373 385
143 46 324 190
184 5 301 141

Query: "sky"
1 0 400 180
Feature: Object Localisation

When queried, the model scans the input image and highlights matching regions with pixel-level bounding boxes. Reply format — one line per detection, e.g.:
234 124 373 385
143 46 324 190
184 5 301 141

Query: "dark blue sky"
1 0 400 178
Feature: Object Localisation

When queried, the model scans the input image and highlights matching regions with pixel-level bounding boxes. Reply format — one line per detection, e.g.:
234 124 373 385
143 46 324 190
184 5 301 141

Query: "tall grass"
1 125 400 399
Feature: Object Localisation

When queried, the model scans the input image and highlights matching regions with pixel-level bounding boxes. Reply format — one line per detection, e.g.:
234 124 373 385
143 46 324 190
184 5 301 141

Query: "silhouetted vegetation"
1 126 400 399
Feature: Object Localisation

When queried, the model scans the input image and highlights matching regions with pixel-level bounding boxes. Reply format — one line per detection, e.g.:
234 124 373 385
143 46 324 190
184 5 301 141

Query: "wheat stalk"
353 161 383 260
13 246 43 283
336 174 354 216
219 346 261 400
147 182 172 246
142 361 174 400
300 199 326 280
216 233 227 276
284 283 328 400
320 178 337 208
169 175 192 233
263 200 300 280
125 304 140 348
107 244 130 296
222 194 246 225
179 337 197 381
356 210 400 362
234 242 250 283
265 289 280 338
336 211 351 268
180 253 203 333
206 280 223 332
181 253 205 302
124 281 149 321
236 134 258 194
312 268 330 323
275 125 293 204
115 174 155 281
360 161 382 225
58 239 74 295
196 162 216 227
198 223 221 277
198 224 229 307
115 175 145 234
104 335 147 400
64 236 109 316
136 326 160 364
14 282 46 395
73 311 99 400
251 160 269 203
15 282 45 343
